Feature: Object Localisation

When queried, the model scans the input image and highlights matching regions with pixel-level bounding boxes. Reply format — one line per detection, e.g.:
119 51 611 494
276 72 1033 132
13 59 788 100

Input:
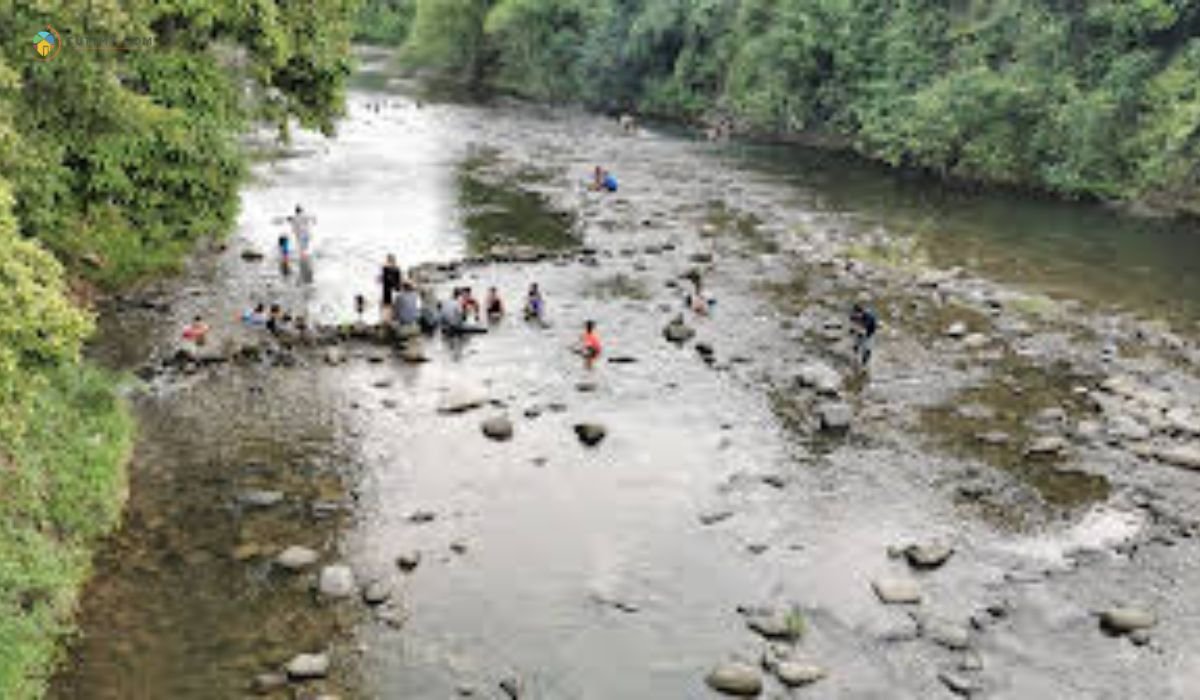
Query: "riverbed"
53 50 1200 699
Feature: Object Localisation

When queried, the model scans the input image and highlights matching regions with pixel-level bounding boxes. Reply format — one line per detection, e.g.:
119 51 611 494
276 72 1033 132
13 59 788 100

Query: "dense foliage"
372 0 1200 213
0 3 358 697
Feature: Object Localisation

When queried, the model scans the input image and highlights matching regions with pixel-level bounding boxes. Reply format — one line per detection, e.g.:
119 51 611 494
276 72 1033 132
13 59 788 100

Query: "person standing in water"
580 320 602 359
286 205 316 259
525 283 545 321
380 254 402 318
485 286 505 321
850 303 878 369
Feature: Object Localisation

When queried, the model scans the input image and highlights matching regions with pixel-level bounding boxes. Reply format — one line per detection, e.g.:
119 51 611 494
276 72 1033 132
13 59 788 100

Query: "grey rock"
362 580 391 606
818 402 853 433
481 416 514 441
903 543 954 570
252 672 287 694
438 386 488 413
396 551 422 572
872 577 922 604
939 671 981 697
275 545 320 571
574 423 607 446
796 362 841 396
408 510 437 523
318 565 356 599
1025 435 1068 457
663 317 696 344
237 489 284 508
699 509 734 526
705 662 763 696
285 653 330 680
1100 607 1157 634
743 610 797 640
1129 629 1152 646
775 661 826 687
1156 444 1200 470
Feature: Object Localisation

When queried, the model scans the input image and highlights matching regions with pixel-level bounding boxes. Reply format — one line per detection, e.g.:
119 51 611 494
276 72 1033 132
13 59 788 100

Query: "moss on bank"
0 364 133 700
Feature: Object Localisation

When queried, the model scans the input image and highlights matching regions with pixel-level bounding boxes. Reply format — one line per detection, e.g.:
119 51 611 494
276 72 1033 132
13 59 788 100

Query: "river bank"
51 57 1200 699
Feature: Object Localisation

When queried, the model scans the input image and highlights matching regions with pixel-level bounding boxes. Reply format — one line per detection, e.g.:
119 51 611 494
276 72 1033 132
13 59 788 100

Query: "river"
52 50 1200 699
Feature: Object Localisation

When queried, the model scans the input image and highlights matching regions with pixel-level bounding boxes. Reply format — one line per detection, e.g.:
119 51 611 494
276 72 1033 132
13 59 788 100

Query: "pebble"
409 510 436 523
872 577 922 604
318 565 356 599
276 545 320 571
1025 435 1068 457
705 662 763 696
285 653 330 680
774 661 826 687
920 615 971 650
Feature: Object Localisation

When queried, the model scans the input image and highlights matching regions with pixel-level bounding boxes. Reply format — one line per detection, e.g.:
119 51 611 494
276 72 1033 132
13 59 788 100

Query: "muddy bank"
54 58 1200 700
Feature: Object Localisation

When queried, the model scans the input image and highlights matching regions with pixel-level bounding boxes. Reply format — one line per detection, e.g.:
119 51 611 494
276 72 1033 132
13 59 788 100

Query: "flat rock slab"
872 577 922 605
705 662 763 696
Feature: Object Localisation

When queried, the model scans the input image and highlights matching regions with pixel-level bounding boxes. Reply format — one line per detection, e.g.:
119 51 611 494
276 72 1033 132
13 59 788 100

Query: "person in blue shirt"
590 166 618 192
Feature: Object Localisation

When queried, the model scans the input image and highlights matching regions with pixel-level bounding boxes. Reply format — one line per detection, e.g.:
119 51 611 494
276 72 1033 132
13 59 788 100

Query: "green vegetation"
366 0 1200 214
1 3 358 696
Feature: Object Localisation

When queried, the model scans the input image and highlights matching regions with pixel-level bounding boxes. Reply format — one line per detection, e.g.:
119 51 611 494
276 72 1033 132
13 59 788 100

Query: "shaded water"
720 143 1200 330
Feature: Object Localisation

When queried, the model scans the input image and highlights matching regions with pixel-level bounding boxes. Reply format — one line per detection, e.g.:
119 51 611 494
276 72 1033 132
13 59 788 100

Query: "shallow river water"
52 51 1200 699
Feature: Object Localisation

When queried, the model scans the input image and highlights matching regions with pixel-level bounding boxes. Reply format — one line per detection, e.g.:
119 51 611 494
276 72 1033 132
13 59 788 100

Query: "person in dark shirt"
850 303 878 368
380 254 402 311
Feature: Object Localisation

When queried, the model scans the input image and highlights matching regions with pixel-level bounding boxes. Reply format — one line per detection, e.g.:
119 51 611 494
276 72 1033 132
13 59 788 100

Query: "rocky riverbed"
53 53 1200 699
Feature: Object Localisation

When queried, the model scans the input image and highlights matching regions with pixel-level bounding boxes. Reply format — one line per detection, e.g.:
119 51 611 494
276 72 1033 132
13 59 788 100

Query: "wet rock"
872 577 922 604
939 671 981 697
499 676 522 699
396 551 422 572
318 565 356 599
698 509 734 526
1099 607 1157 635
252 671 287 694
1156 444 1200 470
696 341 715 358
796 362 841 396
574 423 607 446
920 616 971 650
705 662 762 696
903 543 954 570
775 661 826 688
818 402 853 433
276 545 320 571
285 653 330 680
663 316 696 344
974 430 1011 446
481 416 514 441
400 344 428 363
438 386 488 414
1025 435 1068 458
362 580 391 606
237 489 284 508
743 609 800 641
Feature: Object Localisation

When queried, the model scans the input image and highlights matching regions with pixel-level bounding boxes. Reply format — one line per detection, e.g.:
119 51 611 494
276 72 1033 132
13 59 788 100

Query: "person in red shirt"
581 320 602 359
181 315 210 345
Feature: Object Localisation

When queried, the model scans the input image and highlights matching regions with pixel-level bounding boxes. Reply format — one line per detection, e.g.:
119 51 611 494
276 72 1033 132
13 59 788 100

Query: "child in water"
580 320 602 359
182 315 210 345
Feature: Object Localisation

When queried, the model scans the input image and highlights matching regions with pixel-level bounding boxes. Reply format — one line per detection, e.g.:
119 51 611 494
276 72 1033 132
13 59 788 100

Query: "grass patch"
1008 293 1059 321
843 237 929 271
0 364 133 700
702 200 778 253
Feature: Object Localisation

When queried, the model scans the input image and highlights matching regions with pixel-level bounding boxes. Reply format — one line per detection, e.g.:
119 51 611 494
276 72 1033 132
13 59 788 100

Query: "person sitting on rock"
242 303 267 326
485 286 504 321
393 282 421 327
459 286 481 322
182 315 210 345
850 303 878 368
525 283 545 321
